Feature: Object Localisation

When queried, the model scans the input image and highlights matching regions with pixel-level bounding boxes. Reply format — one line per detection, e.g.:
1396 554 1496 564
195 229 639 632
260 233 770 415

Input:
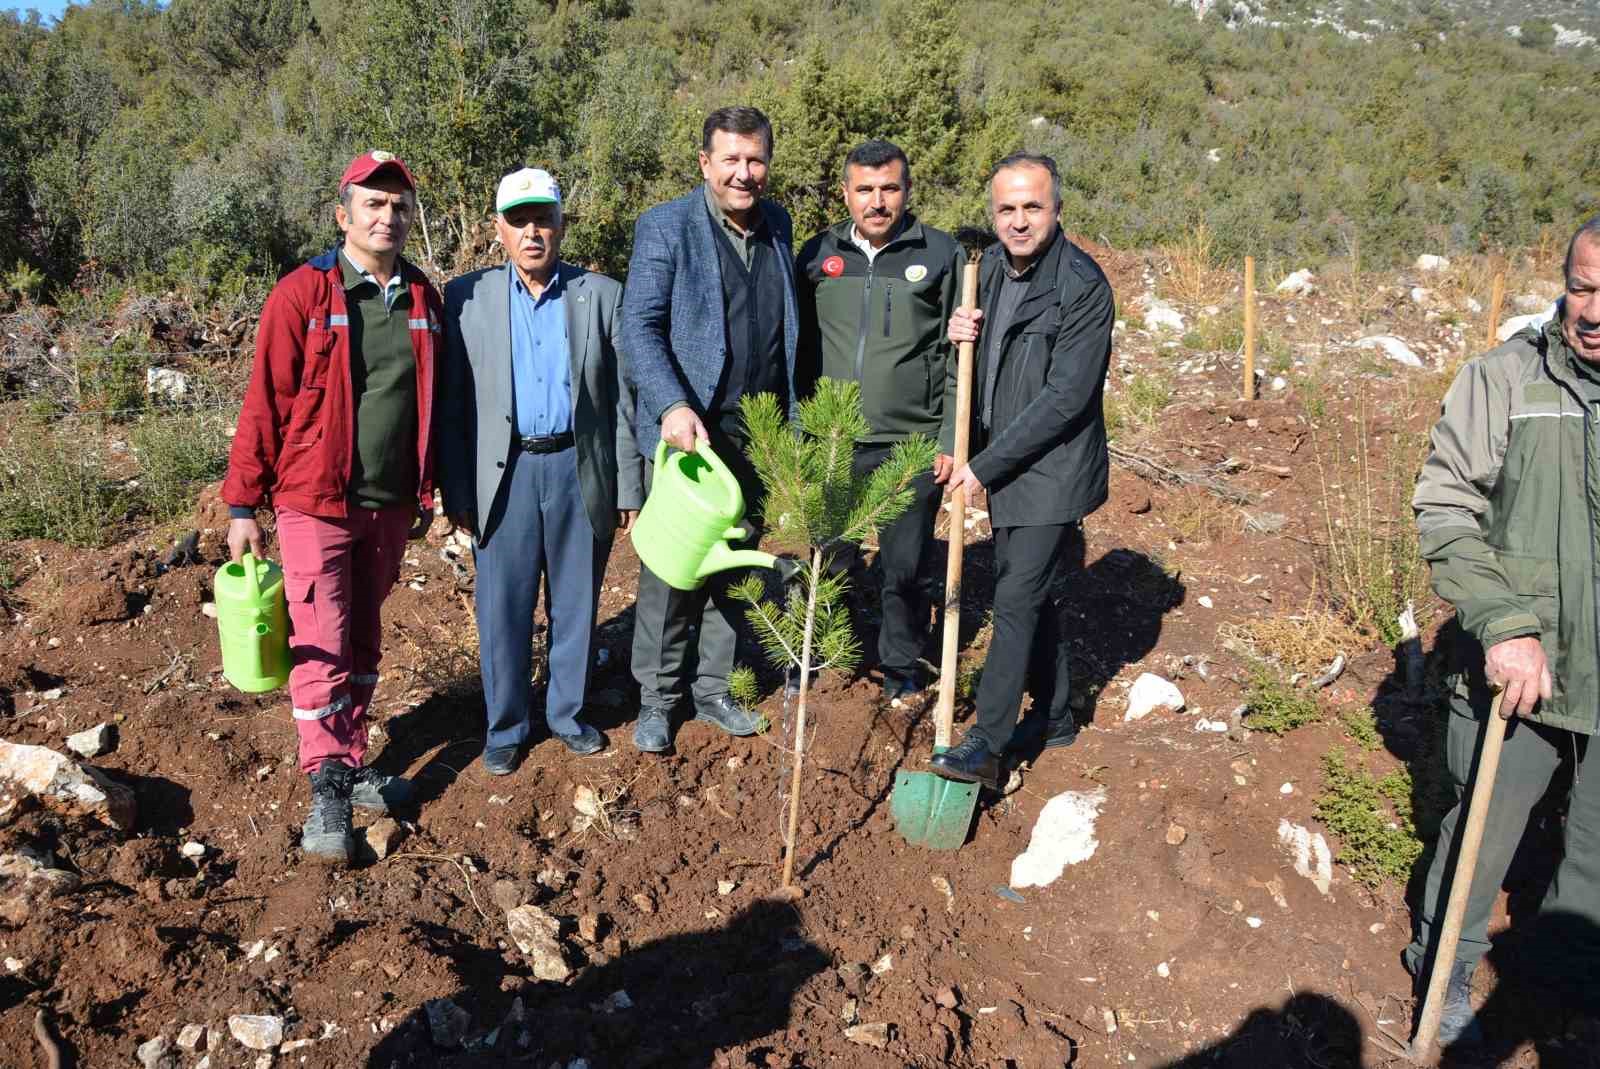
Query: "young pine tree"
732 378 937 891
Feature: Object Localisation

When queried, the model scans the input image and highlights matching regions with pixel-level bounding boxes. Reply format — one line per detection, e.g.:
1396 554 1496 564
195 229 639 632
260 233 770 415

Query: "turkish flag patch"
821 256 845 278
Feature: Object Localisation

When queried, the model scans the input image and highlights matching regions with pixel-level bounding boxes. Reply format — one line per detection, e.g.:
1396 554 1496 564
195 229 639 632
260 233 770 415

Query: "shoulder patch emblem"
821 256 845 278
370 149 395 162
904 264 928 283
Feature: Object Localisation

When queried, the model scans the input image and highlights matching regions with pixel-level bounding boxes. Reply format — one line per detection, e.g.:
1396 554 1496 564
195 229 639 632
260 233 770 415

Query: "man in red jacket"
222 150 443 866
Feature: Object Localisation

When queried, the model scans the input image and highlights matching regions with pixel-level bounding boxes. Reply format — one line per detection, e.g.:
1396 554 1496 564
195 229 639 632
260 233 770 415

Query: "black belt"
516 431 574 454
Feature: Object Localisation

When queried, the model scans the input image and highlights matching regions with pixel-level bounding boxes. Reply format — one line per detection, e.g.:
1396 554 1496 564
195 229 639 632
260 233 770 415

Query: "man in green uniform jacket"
795 139 963 699
1407 215 1600 1048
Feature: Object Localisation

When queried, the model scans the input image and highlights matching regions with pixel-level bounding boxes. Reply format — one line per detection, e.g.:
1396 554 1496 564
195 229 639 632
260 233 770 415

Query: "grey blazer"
438 262 643 546
620 185 799 459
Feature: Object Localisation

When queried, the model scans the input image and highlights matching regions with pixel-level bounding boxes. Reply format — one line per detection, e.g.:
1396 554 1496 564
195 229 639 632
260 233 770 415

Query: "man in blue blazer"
621 105 800 753
439 168 642 772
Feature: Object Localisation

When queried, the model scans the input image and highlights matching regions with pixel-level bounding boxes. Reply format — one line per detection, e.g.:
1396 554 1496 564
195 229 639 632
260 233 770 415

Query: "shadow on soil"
363 898 827 1069
1151 992 1361 1068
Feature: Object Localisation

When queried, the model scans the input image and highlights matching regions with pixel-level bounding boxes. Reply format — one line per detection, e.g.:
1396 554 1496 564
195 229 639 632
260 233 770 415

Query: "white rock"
1275 269 1316 296
717 879 736 896
1142 297 1186 334
201 602 219 619
364 817 404 860
1354 334 1423 368
1497 305 1557 343
1206 147 1222 163
137 1035 180 1069
600 989 633 1013
176 1023 206 1051
145 367 189 402
181 841 207 860
1124 673 1185 721
1414 254 1450 272
1009 787 1107 889
505 904 571 982
1156 961 1171 978
871 953 893 975
1197 595 1213 609
1279 782 1294 795
844 1022 891 1049
1409 286 1432 306
1270 376 1287 391
64 723 114 759
1277 819 1334 895
1466 297 1483 314
227 1014 284 1051
1193 718 1229 733
573 785 601 818
4 956 23 972
0 740 137 831
1246 916 1263 928
244 939 266 960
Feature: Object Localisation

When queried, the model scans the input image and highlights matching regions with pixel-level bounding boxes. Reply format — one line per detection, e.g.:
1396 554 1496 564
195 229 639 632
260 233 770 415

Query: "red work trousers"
275 505 413 773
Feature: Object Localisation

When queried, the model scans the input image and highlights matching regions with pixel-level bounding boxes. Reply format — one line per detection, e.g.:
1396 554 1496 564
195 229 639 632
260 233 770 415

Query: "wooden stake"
1242 256 1257 401
1409 693 1507 1062
1484 271 1506 349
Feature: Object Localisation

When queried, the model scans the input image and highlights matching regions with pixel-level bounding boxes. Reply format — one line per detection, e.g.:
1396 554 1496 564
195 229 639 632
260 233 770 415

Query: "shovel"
891 252 983 850
1406 690 1507 1063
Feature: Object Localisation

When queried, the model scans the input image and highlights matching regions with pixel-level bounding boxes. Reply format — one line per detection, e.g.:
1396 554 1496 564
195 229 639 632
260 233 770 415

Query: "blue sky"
4 1 71 21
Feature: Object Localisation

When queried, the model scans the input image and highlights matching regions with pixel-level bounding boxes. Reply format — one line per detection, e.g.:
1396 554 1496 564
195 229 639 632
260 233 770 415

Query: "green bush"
1340 706 1382 752
1242 660 1320 735
131 412 232 522
1316 747 1424 887
0 425 129 546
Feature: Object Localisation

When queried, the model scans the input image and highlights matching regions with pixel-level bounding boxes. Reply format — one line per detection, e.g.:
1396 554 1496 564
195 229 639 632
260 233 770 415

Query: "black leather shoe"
882 669 928 703
1008 712 1080 753
482 745 523 776
929 733 1000 790
634 705 673 753
693 693 762 736
554 724 605 756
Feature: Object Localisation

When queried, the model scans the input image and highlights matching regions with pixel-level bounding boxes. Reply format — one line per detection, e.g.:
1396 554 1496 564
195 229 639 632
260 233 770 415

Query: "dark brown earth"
0 252 1586 1069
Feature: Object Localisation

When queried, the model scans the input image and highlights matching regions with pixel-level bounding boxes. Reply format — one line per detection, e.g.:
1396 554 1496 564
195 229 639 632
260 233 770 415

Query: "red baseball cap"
339 150 416 192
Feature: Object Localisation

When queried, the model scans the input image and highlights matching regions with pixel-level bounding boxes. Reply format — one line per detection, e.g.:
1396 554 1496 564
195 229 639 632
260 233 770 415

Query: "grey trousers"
1406 708 1600 971
631 428 765 708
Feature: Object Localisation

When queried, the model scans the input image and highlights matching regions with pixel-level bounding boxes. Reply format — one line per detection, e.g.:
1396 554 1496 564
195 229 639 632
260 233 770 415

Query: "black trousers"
631 421 765 708
829 443 942 676
969 521 1084 754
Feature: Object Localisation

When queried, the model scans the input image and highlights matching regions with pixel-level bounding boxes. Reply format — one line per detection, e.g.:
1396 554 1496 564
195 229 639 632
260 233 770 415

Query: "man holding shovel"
795 139 964 701
1406 215 1600 1049
936 153 1114 790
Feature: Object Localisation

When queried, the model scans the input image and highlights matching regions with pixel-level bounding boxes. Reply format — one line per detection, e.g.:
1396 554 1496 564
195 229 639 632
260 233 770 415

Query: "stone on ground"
1010 787 1108 889
0 740 137 830
64 723 114 759
227 1014 284 1051
1124 673 1184 721
505 903 572 982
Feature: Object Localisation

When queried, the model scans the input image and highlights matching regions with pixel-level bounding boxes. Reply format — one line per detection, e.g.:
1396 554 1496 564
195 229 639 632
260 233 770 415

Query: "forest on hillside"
0 0 1596 299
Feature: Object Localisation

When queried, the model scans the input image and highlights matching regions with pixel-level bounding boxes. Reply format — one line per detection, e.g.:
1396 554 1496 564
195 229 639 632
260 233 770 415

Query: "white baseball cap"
496 168 561 214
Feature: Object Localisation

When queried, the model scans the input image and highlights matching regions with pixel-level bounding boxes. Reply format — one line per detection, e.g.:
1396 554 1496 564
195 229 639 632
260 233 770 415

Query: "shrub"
1316 747 1423 887
0 424 129 546
131 411 232 522
1340 707 1381 752
1242 659 1320 735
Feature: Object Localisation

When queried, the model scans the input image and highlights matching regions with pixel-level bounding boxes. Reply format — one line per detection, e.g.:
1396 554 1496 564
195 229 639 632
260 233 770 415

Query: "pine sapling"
731 378 937 891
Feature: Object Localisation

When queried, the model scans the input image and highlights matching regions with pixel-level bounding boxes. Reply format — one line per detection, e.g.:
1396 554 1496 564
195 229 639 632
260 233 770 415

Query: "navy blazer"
620 185 799 459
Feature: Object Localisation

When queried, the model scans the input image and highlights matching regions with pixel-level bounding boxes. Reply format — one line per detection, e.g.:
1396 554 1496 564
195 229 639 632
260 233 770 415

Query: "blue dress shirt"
509 264 572 437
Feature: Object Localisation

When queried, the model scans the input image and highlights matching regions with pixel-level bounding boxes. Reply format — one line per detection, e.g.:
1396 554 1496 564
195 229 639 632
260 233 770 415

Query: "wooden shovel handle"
1410 692 1507 1061
935 262 980 750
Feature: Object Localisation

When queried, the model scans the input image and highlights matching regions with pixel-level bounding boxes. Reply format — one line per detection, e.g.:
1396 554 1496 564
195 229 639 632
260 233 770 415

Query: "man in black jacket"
795 140 964 699
935 152 1115 789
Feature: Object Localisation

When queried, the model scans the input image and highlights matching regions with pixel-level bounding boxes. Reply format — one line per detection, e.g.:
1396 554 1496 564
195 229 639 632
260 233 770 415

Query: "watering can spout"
696 533 778 580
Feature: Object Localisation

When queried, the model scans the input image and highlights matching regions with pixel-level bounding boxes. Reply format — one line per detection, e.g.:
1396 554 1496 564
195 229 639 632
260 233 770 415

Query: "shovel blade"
892 769 980 850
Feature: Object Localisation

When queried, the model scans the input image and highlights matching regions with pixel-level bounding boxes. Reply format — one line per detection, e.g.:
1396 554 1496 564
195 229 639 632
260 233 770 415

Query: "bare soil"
0 257 1586 1068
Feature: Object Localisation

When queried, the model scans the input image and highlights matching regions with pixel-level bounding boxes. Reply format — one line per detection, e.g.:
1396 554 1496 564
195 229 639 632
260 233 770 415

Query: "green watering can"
631 439 777 590
213 552 291 693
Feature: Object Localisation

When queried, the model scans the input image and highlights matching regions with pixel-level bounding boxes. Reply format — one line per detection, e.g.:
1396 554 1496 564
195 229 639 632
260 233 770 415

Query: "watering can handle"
241 551 261 600
695 441 743 507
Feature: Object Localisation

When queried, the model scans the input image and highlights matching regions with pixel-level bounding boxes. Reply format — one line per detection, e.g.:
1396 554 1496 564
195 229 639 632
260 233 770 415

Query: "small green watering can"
631 439 777 591
213 552 291 693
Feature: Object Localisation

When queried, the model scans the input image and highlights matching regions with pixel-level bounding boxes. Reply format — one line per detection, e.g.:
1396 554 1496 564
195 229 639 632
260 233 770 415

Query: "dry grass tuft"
1157 223 1233 307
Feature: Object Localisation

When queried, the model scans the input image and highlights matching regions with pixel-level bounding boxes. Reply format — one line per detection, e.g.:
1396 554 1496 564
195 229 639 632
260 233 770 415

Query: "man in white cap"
438 168 641 773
